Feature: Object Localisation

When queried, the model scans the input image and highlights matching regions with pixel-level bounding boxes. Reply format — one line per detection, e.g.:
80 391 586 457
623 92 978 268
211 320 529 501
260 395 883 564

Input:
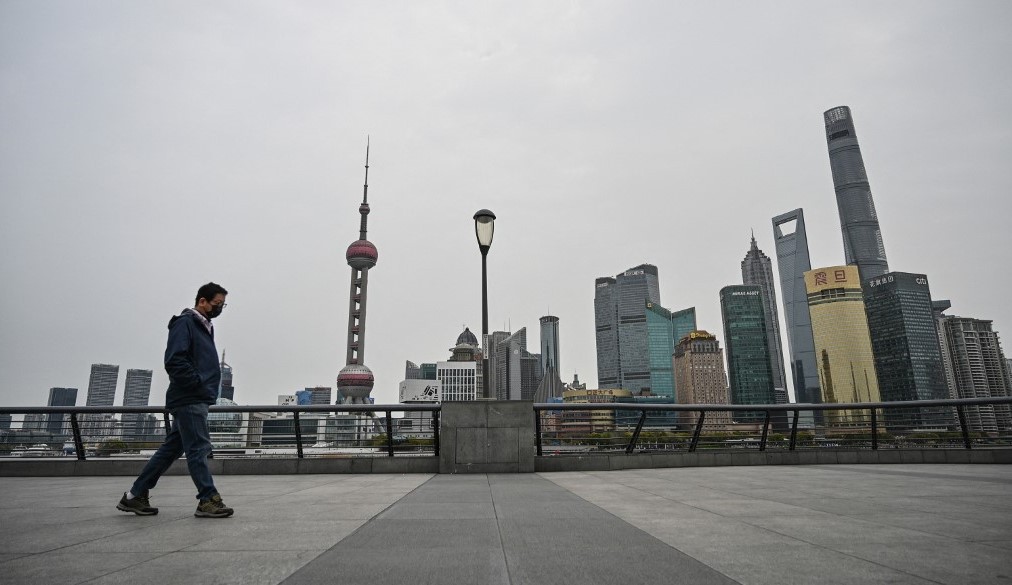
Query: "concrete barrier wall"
3 449 1010 477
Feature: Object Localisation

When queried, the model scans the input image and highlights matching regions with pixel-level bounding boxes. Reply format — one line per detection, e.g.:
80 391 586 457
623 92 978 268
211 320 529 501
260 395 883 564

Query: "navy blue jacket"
164 310 221 410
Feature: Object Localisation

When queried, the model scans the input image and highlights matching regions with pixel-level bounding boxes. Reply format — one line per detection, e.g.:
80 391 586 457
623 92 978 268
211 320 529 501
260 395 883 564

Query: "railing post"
534 407 544 457
626 410 648 454
69 413 86 461
293 411 304 459
956 405 972 450
759 410 771 452
870 408 879 450
689 411 706 452
163 412 172 435
385 411 394 457
789 410 800 451
432 410 440 457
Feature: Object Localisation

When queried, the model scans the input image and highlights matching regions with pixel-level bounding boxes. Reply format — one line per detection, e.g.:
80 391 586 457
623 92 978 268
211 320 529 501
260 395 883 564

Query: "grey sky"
2 1 1010 407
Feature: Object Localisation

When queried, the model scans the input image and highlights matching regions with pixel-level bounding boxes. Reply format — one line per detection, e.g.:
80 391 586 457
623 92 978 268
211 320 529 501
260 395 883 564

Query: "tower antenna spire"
360 137 370 240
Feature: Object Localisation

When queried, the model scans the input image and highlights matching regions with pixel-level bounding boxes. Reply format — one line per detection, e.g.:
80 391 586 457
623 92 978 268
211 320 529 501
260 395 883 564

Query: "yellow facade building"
804 265 881 426
561 388 633 433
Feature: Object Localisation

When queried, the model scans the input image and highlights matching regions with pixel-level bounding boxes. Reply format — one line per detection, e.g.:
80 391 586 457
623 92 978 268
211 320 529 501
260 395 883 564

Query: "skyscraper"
805 266 881 426
337 143 379 405
863 272 949 428
936 308 1012 433
825 106 889 282
672 331 732 427
741 233 788 395
86 363 119 406
489 328 542 400
594 264 661 393
46 387 78 436
772 209 820 410
219 351 234 401
644 302 696 400
720 285 776 423
121 369 153 441
539 316 561 377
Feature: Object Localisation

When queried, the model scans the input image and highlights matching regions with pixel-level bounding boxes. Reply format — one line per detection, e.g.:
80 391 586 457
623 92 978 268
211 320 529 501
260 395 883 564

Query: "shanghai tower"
336 142 378 404
825 106 889 282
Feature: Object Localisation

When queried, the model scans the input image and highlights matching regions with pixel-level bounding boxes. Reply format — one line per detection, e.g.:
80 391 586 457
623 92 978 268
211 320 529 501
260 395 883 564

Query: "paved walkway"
1 465 1010 584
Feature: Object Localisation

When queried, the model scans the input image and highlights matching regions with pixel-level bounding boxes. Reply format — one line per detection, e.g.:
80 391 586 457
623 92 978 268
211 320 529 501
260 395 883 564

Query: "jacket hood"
168 309 200 329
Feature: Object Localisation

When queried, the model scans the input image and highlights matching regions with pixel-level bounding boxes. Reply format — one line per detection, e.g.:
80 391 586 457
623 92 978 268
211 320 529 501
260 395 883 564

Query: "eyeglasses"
211 302 227 309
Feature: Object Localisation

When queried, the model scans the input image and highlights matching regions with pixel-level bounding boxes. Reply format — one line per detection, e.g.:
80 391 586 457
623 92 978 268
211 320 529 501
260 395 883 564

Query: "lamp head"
473 209 496 251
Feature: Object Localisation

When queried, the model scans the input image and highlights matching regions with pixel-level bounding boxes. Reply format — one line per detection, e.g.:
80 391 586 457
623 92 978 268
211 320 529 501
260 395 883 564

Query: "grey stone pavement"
1 465 1011 585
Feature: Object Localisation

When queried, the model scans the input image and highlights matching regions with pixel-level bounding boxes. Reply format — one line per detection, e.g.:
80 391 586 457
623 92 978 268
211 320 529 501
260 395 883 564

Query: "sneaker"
195 494 234 518
116 491 158 516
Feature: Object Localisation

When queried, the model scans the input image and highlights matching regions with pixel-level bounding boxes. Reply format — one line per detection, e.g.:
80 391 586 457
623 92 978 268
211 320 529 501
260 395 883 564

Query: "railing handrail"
532 396 1012 412
0 404 441 415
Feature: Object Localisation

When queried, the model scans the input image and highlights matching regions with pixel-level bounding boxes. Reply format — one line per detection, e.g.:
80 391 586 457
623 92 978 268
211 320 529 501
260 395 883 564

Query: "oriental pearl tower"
337 141 378 404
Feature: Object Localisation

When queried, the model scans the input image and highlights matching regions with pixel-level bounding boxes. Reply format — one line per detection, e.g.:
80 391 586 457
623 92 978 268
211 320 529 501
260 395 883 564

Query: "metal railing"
0 404 440 461
533 396 1012 456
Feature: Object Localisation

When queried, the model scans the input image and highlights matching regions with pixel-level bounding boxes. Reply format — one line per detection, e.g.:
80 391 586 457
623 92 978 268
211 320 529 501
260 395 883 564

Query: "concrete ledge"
0 457 439 476
3 450 1010 476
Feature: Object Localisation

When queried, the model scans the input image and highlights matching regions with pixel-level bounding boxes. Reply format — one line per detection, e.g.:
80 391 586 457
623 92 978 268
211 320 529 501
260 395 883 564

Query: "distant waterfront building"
219 352 234 401
0 413 11 431
46 387 78 436
594 264 662 393
863 272 948 428
561 388 633 433
278 394 297 406
489 328 542 400
402 327 482 402
86 363 119 406
720 285 776 423
539 316 561 377
405 361 421 380
672 330 732 427
645 302 697 400
936 307 1012 433
824 106 890 282
122 369 153 442
805 266 881 426
304 386 333 405
773 209 821 414
437 361 480 401
741 234 788 396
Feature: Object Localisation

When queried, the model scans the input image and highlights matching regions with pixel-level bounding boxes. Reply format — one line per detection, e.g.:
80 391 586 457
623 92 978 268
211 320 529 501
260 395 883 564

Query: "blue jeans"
132 403 218 501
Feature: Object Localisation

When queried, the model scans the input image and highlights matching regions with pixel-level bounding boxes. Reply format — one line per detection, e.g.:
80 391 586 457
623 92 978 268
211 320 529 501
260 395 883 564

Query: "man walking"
117 282 234 518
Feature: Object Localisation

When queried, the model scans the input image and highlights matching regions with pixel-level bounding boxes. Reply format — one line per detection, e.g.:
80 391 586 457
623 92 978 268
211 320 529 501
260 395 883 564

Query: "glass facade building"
805 266 881 426
825 106 890 282
594 264 661 393
741 235 788 396
46 387 78 436
863 272 949 428
539 315 561 378
645 302 697 400
86 363 119 406
720 285 776 423
772 209 821 417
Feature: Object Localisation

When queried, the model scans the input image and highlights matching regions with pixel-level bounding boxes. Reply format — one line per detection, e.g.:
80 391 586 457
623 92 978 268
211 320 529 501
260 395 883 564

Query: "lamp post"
474 209 496 400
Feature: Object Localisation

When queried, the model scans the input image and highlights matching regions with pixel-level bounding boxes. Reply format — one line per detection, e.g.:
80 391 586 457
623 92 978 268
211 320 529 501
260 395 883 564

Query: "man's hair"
195 282 228 305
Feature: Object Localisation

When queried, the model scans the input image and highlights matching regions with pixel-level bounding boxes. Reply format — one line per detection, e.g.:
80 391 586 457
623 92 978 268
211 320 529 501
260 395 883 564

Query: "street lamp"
474 209 496 399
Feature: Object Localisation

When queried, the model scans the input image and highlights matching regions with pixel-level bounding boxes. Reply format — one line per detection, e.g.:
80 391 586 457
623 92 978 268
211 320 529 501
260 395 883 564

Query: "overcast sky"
2 1 1010 408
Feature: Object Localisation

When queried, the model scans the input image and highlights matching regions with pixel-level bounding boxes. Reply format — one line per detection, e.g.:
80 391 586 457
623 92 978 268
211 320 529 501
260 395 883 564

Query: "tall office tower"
219 351 234 401
805 266 881 426
932 300 959 397
741 233 788 397
720 286 776 423
405 361 421 380
0 413 11 431
484 330 510 399
772 209 821 410
121 369 153 441
46 387 78 436
539 316 561 377
863 272 949 428
86 363 119 406
936 308 1012 433
645 302 697 400
672 331 732 427
337 143 379 405
489 328 542 400
825 106 889 282
594 264 661 392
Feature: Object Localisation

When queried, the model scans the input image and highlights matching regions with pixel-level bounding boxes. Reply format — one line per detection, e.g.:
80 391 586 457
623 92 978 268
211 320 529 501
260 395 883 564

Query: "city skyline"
2 3 1010 407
